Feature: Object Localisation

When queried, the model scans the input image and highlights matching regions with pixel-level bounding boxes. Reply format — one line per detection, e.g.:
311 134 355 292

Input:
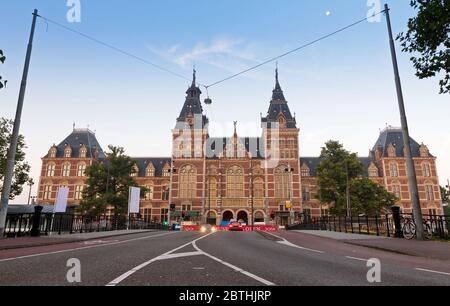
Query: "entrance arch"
222 210 234 222
237 211 248 223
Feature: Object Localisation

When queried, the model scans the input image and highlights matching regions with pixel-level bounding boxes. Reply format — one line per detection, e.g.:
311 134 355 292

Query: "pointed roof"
261 68 297 129
44 128 105 158
176 69 208 128
372 127 432 158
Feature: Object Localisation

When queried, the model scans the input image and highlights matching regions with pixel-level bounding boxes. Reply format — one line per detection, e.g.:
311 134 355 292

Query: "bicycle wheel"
424 224 433 240
402 221 415 240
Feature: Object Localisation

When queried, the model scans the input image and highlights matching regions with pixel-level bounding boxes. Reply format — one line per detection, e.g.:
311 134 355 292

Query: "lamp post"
27 179 34 205
250 160 254 230
207 168 211 225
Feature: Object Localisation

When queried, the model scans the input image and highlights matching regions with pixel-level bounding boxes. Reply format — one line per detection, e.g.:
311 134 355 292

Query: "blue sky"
1 0 449 203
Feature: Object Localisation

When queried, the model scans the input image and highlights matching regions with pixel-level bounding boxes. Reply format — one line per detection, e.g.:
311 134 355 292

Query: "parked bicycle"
401 217 433 240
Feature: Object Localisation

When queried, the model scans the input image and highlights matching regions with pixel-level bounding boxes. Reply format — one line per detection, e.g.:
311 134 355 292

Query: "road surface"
0 230 449 286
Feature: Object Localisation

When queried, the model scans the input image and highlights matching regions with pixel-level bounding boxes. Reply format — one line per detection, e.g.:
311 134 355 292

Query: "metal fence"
3 213 169 238
287 213 449 240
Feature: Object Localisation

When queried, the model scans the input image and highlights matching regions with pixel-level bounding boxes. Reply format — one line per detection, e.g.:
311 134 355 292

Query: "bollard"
30 206 43 237
391 205 403 238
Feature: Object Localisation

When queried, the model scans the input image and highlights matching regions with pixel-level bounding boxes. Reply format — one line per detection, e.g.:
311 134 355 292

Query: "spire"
176 69 208 128
233 121 238 137
261 67 297 129
272 67 285 101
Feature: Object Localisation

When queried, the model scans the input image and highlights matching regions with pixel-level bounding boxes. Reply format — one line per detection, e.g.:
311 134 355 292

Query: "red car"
228 221 244 231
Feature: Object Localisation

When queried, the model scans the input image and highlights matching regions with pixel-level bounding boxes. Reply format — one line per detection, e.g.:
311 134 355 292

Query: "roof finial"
73 122 76 130
192 67 196 86
233 121 238 137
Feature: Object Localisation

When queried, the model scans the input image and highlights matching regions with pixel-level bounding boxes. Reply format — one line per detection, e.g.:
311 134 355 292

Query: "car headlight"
200 226 206 233
211 226 217 232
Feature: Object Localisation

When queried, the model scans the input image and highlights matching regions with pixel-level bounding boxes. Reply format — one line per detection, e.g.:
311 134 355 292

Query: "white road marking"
0 232 177 263
192 241 275 286
157 251 203 260
345 256 368 262
415 268 450 276
263 231 324 254
106 233 214 286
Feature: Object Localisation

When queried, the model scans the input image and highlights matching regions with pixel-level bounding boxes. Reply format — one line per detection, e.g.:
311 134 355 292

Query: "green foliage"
0 118 31 200
0 49 6 89
79 145 146 217
397 0 450 94
317 140 397 216
348 178 398 216
441 186 449 215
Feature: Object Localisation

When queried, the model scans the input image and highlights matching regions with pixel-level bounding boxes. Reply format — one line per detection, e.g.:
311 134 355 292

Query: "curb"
0 230 161 251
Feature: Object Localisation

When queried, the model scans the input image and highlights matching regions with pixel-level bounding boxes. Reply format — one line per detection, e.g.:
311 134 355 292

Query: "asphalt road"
0 230 449 286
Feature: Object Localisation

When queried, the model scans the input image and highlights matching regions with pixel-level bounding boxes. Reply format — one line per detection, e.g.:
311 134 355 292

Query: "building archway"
237 210 248 224
253 210 265 223
206 210 217 225
222 210 234 222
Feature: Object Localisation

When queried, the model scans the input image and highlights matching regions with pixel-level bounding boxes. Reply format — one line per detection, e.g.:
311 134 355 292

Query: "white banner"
54 187 69 213
128 187 141 214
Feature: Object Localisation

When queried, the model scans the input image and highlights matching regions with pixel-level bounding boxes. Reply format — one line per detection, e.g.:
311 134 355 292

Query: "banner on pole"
54 187 69 213
128 187 141 214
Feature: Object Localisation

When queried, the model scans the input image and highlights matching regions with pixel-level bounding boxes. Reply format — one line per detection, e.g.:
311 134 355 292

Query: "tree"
79 145 146 217
317 140 397 216
349 178 398 216
397 0 450 94
0 118 31 200
0 49 6 89
317 141 364 216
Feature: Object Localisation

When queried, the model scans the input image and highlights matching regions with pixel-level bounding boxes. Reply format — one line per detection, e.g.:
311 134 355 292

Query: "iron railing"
287 213 449 240
3 213 169 238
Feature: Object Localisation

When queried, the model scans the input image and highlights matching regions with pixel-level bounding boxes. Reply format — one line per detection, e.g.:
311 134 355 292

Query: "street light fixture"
27 179 34 205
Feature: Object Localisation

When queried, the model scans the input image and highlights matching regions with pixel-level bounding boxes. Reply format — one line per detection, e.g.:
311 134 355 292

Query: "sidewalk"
296 230 450 261
0 230 158 251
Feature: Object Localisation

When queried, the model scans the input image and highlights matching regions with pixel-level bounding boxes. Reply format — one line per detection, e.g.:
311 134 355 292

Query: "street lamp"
249 160 254 230
27 179 34 205
285 164 294 225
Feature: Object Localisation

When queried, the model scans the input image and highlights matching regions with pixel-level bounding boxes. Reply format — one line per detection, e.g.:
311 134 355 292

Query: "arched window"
46 163 56 177
208 177 217 199
74 185 83 200
77 163 86 177
145 185 154 200
274 165 290 199
226 166 244 198
392 182 401 199
62 163 71 177
422 163 431 177
389 163 398 177
254 211 265 223
180 165 196 199
302 186 311 201
425 183 434 201
253 178 264 198
43 185 52 200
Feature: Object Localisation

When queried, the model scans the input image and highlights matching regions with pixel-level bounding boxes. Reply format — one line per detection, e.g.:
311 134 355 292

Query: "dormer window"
49 147 57 158
146 164 155 177
79 146 87 158
163 164 171 177
301 165 310 177
368 162 379 177
131 164 139 177
387 144 396 157
64 146 72 158
419 144 429 157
